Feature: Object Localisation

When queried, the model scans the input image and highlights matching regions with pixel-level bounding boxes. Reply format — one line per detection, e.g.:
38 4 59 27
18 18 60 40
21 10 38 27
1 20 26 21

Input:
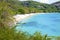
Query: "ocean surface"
16 13 60 36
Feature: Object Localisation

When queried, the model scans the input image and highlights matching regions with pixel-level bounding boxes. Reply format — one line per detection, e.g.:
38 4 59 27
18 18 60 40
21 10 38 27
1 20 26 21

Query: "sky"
20 0 60 4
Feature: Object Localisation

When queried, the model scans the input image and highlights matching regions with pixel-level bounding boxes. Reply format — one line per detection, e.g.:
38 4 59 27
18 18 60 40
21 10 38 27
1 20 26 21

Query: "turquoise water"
16 13 60 36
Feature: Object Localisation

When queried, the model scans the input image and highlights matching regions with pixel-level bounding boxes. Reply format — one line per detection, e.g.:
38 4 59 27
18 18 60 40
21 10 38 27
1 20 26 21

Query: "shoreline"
13 13 36 25
10 13 59 26
13 13 46 25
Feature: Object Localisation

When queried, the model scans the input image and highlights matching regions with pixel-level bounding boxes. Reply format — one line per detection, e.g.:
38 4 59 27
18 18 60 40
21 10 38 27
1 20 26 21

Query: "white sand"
13 13 36 25
8 13 45 26
11 13 46 26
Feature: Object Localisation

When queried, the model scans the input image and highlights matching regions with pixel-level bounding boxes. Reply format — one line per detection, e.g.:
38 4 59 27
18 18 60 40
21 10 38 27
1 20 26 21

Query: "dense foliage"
17 1 60 13
0 0 60 14
0 26 60 40
0 0 60 40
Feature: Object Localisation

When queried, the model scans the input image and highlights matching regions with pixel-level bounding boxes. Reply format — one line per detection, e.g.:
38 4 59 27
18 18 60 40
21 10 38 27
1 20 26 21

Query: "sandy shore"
13 13 36 25
11 13 45 26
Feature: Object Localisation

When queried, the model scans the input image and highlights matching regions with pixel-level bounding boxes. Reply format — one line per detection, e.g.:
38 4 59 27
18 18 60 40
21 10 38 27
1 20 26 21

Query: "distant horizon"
20 0 60 4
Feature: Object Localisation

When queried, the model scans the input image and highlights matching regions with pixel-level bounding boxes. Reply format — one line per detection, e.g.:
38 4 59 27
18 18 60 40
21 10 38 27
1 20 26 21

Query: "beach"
13 13 36 25
13 13 46 25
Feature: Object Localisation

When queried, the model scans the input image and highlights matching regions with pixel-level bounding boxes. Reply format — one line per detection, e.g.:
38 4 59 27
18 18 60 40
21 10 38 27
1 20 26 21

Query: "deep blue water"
16 13 60 36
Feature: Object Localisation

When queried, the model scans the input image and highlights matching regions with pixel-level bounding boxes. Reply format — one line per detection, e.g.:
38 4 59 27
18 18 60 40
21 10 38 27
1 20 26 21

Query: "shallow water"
16 13 60 36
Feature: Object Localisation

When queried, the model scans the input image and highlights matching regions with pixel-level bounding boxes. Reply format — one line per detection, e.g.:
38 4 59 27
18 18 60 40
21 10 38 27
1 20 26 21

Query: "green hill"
17 1 60 13
0 0 60 15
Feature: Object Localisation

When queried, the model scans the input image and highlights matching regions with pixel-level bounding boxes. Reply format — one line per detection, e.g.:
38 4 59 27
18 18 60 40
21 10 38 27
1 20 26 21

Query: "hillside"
17 1 60 13
0 0 60 15
52 1 60 9
0 0 59 15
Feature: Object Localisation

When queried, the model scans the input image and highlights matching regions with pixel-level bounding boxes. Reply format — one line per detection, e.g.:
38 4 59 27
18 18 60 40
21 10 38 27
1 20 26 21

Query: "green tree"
29 32 43 40
18 9 25 14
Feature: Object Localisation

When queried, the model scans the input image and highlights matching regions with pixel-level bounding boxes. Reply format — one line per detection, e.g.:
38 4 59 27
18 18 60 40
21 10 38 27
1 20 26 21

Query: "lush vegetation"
0 0 60 14
16 1 60 13
0 0 60 40
0 26 52 40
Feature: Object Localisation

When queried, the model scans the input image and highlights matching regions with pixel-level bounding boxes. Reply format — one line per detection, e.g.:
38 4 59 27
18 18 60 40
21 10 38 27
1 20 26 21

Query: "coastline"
13 13 46 25
13 13 36 25
10 13 59 26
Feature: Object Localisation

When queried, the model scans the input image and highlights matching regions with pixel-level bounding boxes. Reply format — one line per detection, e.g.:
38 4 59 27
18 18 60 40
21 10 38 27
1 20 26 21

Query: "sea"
16 13 60 36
